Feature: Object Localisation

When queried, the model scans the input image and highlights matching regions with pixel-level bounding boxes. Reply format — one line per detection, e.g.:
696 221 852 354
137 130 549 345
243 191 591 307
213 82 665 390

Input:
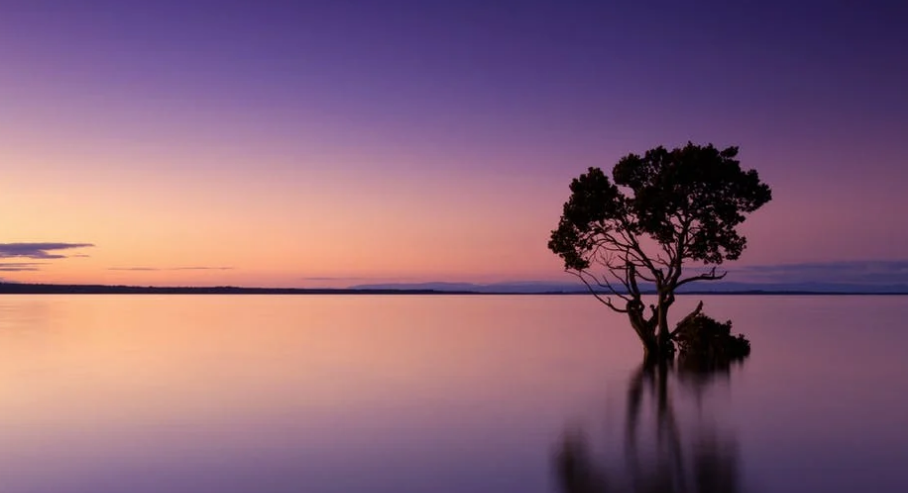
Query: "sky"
1 0 906 288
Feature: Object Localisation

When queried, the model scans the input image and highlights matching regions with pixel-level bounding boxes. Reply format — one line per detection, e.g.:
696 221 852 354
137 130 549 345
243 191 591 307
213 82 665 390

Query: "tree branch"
570 270 629 313
670 300 704 337
615 223 664 285
675 266 727 288
667 215 691 287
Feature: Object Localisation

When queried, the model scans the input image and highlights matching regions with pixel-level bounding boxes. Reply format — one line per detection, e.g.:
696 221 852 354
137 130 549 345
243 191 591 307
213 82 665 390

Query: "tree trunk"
629 313 659 359
642 339 660 362
656 303 671 353
653 291 674 360
628 293 679 361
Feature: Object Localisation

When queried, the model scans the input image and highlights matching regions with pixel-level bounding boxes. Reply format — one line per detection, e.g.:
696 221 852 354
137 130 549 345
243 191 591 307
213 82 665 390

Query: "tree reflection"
554 353 749 493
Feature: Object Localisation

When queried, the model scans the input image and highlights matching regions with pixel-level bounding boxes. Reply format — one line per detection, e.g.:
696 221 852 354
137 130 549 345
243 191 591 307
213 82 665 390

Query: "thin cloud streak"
300 276 382 281
733 260 908 285
108 266 234 271
0 243 95 259
0 262 47 272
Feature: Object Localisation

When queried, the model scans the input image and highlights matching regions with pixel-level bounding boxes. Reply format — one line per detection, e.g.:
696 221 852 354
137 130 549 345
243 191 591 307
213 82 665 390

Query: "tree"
548 143 771 359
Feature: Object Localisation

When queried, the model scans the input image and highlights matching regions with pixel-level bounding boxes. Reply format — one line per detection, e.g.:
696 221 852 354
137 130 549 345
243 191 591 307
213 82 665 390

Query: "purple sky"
1 1 906 287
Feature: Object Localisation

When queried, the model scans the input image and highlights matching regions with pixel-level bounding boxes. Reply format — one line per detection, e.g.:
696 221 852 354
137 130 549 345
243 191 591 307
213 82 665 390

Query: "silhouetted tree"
548 143 771 359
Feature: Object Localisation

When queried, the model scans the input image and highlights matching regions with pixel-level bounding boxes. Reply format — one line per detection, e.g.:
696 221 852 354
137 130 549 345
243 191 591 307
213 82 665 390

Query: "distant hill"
350 280 908 295
0 281 905 295
0 282 456 295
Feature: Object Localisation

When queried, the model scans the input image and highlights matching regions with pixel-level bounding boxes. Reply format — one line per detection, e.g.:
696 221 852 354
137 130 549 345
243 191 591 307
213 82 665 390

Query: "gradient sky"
1 0 906 287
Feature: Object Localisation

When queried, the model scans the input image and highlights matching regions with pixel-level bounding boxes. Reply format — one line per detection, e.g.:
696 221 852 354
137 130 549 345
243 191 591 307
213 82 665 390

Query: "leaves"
549 143 772 281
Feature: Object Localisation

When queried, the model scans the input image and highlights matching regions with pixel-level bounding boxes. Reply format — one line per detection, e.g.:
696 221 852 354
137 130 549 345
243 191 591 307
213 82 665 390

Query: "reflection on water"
555 355 748 493
1 295 908 493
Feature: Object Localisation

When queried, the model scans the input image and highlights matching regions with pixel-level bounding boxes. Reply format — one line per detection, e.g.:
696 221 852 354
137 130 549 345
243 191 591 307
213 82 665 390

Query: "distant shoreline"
0 282 905 296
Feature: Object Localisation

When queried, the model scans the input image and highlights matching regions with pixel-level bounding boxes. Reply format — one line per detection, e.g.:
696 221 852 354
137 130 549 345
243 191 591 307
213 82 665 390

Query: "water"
0 295 906 492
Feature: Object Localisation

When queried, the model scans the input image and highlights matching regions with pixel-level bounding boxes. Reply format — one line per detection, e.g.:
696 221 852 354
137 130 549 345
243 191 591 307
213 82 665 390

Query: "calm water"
0 295 906 492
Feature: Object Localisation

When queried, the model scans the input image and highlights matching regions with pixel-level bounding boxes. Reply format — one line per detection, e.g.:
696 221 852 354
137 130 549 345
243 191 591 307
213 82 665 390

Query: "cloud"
300 276 372 281
0 262 46 272
108 266 234 271
733 260 908 285
0 243 94 259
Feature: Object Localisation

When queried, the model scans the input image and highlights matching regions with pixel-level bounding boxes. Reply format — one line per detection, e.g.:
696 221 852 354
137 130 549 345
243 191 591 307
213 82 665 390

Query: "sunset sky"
1 1 906 288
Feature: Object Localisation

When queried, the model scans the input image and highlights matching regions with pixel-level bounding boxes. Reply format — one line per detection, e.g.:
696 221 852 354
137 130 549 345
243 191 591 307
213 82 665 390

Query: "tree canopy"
548 142 771 357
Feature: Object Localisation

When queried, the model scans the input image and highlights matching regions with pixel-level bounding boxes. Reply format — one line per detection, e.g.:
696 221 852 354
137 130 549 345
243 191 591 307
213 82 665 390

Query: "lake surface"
0 295 906 492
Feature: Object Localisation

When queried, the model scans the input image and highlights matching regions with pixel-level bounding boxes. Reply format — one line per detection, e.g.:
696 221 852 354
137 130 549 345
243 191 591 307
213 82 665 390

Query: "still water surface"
0 295 906 492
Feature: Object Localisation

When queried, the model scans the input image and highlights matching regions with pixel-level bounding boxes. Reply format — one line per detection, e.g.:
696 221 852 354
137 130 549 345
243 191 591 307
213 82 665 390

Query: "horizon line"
0 280 905 296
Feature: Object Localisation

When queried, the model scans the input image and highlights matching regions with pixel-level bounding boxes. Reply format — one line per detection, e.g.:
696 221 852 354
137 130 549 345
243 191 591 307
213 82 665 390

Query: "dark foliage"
674 314 751 361
549 143 772 270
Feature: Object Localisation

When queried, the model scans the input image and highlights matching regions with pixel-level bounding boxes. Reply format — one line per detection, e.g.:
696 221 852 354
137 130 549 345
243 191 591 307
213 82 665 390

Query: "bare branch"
593 270 632 301
654 252 672 268
670 300 704 337
607 262 634 294
570 270 629 313
675 267 727 288
616 225 665 286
